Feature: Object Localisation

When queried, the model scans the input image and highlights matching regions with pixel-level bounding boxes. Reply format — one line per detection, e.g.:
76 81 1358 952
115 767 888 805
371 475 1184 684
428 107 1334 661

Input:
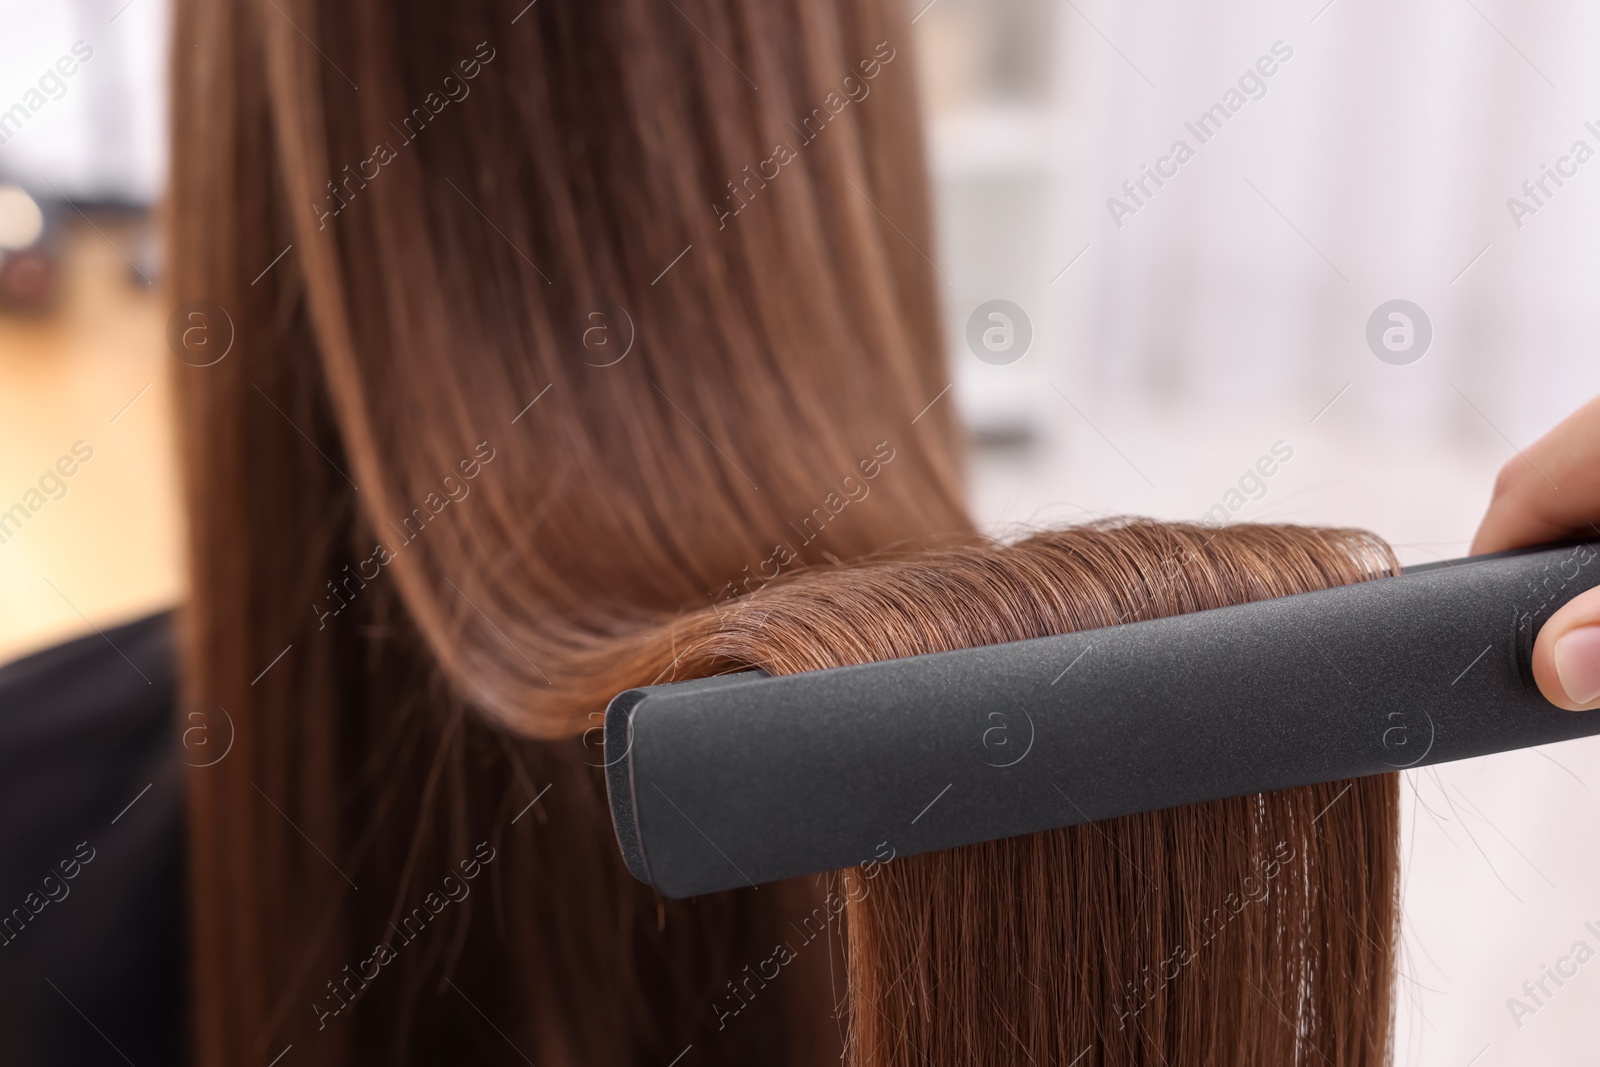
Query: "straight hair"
168 1 1397 1063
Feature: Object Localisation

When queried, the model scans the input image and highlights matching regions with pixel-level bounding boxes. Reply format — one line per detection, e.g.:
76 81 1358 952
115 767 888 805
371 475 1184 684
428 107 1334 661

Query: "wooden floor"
0 218 182 665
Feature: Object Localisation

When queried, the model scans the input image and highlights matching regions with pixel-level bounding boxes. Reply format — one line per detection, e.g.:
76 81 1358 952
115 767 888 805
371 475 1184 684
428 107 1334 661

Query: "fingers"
1471 394 1600 555
1471 396 1600 709
1533 585 1600 710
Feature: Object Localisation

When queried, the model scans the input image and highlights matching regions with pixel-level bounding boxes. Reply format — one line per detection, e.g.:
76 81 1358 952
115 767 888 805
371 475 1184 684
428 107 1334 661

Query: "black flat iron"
603 539 1600 898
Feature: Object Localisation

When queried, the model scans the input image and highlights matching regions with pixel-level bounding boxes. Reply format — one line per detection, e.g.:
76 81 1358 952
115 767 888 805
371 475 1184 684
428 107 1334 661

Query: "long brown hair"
168 1 1397 1064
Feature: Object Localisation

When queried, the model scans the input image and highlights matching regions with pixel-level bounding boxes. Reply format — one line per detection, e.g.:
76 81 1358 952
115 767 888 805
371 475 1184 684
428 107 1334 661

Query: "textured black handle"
606 540 1600 898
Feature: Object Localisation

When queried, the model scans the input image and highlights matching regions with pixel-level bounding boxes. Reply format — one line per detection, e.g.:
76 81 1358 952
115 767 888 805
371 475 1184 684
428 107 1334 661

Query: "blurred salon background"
3 0 1597 1062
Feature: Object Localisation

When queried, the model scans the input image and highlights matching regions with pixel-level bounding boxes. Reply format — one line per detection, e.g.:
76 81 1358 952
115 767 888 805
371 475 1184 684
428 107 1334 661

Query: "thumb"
1534 585 1600 711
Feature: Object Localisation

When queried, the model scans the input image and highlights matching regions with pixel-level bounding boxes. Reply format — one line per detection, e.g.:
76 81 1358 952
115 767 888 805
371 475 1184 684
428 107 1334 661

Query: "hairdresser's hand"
1472 394 1600 711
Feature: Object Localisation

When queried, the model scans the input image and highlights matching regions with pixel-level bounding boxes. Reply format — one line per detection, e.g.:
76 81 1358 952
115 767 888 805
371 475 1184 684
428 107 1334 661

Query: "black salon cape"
0 613 184 1065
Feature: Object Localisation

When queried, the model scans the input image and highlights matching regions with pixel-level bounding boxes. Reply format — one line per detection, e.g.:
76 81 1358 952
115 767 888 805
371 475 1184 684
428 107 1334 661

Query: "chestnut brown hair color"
168 1 1398 1064
711 524 1401 1067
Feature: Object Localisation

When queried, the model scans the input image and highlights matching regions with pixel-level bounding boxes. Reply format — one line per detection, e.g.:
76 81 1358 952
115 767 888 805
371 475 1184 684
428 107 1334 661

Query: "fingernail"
1552 625 1600 706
